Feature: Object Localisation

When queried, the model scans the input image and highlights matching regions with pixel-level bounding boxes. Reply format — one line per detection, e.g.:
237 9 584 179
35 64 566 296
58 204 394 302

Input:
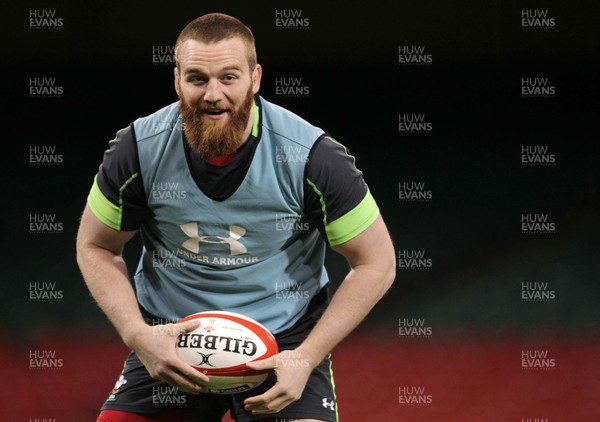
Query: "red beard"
179 86 254 158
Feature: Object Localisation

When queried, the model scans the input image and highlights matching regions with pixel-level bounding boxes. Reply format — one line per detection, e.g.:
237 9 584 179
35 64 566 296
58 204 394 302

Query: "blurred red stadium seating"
2 328 599 421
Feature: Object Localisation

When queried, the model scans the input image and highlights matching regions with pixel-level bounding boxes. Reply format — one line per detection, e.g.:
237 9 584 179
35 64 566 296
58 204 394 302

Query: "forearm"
297 264 394 366
77 244 148 347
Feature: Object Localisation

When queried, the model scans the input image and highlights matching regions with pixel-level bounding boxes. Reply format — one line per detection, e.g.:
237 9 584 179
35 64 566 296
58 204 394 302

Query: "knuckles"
149 357 178 379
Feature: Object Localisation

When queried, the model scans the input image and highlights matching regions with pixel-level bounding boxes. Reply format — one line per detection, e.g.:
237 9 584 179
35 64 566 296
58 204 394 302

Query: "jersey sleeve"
304 135 380 246
86 126 148 231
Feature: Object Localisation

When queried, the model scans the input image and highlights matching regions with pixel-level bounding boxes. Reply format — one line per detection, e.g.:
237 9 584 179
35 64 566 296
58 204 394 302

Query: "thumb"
246 355 277 371
177 319 201 334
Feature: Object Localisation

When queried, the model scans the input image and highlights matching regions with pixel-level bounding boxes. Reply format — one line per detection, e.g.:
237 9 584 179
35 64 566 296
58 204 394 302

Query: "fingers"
179 364 210 385
243 349 314 414
170 321 208 387
151 358 210 394
246 354 276 371
244 385 300 414
162 368 208 394
142 320 208 394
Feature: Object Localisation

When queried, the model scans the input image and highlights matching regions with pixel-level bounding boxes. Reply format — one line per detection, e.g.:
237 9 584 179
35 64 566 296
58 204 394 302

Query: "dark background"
1 0 599 420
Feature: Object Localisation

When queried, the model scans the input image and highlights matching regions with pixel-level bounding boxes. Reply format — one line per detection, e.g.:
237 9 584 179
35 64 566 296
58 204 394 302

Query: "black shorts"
100 286 338 422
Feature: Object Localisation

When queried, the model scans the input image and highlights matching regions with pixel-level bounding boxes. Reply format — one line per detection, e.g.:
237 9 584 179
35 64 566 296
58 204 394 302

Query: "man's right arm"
76 204 146 347
76 203 208 393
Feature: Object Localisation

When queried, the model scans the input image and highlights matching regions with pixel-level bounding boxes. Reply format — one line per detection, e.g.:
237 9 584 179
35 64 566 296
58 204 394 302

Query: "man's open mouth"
204 109 228 116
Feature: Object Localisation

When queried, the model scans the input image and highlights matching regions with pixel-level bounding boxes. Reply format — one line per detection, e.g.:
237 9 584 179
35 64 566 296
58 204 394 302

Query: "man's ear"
252 64 262 94
174 67 181 97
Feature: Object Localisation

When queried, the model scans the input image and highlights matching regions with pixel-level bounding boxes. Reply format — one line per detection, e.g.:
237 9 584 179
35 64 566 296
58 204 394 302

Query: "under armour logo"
322 398 335 410
195 352 216 367
180 223 247 255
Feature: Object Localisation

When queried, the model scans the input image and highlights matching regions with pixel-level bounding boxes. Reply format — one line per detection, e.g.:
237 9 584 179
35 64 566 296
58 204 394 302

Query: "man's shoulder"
132 101 181 142
259 96 316 129
259 96 324 148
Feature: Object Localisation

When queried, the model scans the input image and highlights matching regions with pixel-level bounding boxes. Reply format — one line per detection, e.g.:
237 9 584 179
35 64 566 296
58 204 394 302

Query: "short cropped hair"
175 13 257 70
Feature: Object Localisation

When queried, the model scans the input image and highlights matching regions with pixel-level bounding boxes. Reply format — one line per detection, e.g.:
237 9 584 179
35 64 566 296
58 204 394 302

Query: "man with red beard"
77 13 395 422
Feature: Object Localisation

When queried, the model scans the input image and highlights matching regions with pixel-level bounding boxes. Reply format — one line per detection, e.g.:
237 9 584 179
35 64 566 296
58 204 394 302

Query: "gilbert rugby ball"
176 311 278 394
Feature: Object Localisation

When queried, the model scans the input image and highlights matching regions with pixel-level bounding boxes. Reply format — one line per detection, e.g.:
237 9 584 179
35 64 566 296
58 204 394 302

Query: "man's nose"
203 79 222 104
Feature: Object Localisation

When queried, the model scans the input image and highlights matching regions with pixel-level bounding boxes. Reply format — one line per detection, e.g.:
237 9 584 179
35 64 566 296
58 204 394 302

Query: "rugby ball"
176 311 278 394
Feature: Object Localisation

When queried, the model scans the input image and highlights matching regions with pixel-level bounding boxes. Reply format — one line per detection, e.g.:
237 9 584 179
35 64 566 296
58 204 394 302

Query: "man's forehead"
177 38 249 69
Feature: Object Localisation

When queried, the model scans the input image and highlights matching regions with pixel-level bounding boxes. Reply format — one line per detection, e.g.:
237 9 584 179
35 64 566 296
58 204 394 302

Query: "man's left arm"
244 213 396 414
